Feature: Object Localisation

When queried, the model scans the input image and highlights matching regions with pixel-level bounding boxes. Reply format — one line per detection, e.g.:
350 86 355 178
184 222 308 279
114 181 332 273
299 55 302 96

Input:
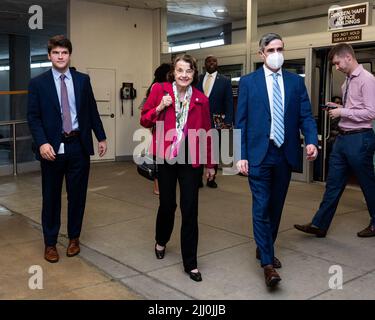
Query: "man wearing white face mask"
235 33 318 288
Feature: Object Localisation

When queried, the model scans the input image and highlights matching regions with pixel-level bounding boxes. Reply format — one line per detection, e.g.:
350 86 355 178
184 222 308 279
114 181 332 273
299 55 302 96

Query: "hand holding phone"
320 103 338 110
325 105 337 109
325 102 342 119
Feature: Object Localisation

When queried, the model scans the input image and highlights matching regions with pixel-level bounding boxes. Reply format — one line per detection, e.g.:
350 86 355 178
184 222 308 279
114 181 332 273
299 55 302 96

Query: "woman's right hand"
156 94 173 113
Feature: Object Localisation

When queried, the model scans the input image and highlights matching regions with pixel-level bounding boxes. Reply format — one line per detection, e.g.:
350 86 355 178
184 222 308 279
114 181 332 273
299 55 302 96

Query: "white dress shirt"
51 67 79 131
263 65 285 141
52 67 79 154
202 71 218 97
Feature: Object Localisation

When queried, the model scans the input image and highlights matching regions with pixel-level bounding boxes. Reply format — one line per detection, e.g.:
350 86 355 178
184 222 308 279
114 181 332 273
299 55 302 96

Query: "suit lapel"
46 70 61 114
162 83 176 124
71 69 81 114
166 83 199 113
210 72 225 97
210 73 221 97
189 90 201 112
197 74 204 91
255 68 271 115
282 71 292 114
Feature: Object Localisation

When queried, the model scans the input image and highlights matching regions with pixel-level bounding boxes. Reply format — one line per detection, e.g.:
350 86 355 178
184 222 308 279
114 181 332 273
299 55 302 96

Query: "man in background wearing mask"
235 33 318 287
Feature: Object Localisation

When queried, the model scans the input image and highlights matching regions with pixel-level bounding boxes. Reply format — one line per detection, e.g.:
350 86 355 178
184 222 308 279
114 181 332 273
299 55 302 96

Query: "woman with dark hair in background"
145 63 171 98
140 63 171 195
140 54 215 281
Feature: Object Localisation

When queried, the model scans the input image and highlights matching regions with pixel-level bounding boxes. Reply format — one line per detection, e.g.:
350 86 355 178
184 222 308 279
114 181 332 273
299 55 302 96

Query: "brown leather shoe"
357 224 375 237
256 248 282 268
263 265 281 288
66 238 80 257
44 246 59 263
294 222 327 237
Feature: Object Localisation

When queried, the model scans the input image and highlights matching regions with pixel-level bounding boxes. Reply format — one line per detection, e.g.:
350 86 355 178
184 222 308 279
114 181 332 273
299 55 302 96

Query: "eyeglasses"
175 68 194 75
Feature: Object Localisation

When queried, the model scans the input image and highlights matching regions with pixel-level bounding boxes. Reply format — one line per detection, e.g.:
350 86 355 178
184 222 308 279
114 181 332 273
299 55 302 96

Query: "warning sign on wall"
332 29 362 43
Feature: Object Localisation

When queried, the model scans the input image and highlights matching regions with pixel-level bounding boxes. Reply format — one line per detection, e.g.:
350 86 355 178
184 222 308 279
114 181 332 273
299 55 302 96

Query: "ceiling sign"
328 2 369 30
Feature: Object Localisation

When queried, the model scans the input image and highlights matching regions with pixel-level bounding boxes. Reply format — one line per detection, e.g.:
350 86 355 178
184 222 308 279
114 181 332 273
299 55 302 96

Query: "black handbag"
136 154 157 181
137 83 167 181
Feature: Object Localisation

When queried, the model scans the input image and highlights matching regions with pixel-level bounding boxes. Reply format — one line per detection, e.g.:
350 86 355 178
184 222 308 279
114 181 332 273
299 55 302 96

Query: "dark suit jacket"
27 68 106 160
196 73 234 126
235 67 318 171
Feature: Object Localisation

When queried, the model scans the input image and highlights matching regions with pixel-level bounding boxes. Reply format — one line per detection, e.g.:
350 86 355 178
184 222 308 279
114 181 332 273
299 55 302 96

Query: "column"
9 34 30 119
246 0 258 73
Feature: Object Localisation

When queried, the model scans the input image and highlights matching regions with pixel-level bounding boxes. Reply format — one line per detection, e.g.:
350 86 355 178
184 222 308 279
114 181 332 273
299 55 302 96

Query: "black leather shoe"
186 270 202 282
357 224 375 237
256 248 282 268
154 243 165 259
294 222 327 237
199 180 204 188
206 179 218 188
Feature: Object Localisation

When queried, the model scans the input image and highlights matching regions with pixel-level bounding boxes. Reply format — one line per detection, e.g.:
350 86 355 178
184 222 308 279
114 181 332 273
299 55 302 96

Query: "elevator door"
87 68 116 161
312 45 375 184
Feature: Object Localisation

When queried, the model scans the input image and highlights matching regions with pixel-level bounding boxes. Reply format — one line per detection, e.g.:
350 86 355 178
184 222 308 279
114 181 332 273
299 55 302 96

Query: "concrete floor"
0 161 374 300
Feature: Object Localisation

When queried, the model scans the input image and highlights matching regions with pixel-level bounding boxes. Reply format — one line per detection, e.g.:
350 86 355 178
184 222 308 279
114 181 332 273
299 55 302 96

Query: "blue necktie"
272 73 284 147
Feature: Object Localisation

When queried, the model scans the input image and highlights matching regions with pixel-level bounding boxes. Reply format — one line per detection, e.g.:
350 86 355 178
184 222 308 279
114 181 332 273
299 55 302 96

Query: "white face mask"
265 52 284 70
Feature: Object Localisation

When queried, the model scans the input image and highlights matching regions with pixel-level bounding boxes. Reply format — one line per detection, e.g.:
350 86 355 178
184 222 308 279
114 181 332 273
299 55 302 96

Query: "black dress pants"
156 163 202 272
41 137 90 246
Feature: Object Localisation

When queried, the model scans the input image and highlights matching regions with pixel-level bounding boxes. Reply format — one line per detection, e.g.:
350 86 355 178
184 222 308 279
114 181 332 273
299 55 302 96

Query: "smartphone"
320 104 337 109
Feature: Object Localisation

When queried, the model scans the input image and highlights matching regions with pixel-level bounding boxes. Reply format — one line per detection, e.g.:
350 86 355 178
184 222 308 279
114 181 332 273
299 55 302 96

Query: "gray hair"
259 33 283 52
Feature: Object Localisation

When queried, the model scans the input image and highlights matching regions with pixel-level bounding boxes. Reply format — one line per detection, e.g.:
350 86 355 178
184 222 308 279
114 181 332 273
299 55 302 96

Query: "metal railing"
0 119 28 176
0 90 28 96
0 90 29 176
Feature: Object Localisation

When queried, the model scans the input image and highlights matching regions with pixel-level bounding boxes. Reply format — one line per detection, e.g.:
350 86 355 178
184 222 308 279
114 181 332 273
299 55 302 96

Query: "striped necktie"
272 73 284 147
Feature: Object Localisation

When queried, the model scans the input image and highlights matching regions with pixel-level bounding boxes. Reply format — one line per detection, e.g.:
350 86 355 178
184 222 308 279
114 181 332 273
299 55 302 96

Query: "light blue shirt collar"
52 67 72 81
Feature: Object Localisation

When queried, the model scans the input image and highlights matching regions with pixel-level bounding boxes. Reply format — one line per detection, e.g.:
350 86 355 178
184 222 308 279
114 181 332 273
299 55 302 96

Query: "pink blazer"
140 82 214 168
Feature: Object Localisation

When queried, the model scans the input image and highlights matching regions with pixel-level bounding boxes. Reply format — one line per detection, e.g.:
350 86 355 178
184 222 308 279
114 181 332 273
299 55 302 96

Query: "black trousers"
156 163 202 272
41 136 90 246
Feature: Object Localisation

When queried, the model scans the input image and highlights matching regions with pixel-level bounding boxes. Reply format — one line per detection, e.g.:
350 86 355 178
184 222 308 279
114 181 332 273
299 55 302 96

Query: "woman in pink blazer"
140 54 215 282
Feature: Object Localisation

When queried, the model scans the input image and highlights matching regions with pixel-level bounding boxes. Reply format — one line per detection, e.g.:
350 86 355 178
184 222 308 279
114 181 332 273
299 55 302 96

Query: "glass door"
313 45 375 185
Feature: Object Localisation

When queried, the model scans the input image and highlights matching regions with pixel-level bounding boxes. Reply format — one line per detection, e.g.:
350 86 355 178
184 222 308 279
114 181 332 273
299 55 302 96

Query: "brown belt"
338 128 372 135
62 131 80 138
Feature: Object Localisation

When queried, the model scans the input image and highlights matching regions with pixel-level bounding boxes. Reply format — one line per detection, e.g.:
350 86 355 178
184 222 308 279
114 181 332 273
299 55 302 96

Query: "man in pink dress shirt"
295 43 375 238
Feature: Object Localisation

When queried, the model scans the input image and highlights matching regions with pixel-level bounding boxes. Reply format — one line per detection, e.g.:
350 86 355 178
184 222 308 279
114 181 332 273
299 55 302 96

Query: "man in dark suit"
27 35 107 263
236 33 318 287
197 55 234 188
